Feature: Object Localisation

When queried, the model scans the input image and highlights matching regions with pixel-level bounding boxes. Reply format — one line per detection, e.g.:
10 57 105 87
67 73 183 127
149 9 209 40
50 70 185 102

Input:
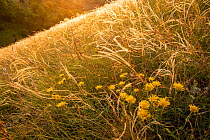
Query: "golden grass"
0 0 209 139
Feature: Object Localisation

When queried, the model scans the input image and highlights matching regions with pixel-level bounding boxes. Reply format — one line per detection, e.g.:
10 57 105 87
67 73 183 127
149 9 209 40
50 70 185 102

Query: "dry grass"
0 0 209 139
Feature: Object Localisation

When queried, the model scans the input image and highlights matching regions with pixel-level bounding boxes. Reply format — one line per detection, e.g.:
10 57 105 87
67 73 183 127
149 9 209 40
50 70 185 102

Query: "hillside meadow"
0 0 209 139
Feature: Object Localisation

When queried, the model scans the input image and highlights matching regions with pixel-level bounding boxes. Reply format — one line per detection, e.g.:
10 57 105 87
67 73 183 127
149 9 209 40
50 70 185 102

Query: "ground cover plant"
0 0 209 139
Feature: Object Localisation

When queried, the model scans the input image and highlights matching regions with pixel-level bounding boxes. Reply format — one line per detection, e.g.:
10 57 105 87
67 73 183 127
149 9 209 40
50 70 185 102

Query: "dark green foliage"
0 0 84 47
0 0 111 47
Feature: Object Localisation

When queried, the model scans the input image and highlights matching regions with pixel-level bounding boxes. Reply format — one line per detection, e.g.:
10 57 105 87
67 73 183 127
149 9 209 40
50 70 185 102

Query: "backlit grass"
0 0 209 139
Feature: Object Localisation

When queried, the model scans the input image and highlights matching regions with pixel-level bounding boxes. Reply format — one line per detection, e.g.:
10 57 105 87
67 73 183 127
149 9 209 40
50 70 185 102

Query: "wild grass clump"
0 0 209 139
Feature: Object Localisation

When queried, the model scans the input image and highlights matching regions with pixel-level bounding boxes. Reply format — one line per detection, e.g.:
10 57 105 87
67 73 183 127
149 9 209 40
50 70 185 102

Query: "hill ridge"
0 0 121 58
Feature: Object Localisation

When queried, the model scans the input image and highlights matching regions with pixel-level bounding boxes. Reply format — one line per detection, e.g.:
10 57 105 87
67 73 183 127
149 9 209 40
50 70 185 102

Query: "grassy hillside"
0 0 209 139
0 0 110 47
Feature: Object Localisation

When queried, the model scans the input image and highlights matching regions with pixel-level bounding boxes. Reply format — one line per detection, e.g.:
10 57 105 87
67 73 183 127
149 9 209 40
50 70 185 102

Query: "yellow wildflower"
152 81 161 87
144 83 154 91
78 81 84 86
56 101 67 107
59 74 64 77
122 72 128 76
125 83 132 88
120 72 128 78
119 81 125 86
62 78 66 81
57 80 64 85
95 85 103 90
137 109 151 121
125 95 136 103
158 97 170 108
120 74 126 78
120 92 128 99
52 94 61 100
189 105 200 113
139 100 150 109
133 88 140 93
46 87 53 92
149 77 155 81
173 82 184 91
137 73 145 77
148 94 159 102
109 85 115 90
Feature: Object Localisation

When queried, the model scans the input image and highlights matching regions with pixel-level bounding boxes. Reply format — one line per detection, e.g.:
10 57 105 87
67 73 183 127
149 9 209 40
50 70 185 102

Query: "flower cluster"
120 92 136 104
144 80 161 91
137 94 170 121
139 100 150 109
137 109 151 121
125 95 136 103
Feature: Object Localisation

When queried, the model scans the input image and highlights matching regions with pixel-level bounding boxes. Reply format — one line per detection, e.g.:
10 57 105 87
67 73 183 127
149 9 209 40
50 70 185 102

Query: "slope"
0 0 209 139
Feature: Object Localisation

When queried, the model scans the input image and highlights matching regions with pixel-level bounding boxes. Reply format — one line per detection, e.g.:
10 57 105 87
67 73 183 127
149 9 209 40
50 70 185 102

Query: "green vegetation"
0 0 85 47
0 0 209 139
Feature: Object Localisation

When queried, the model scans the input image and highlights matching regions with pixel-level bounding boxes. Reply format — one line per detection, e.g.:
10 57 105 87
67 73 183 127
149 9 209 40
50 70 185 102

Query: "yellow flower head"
158 97 170 108
137 73 145 77
59 74 64 77
133 88 140 93
67 76 71 79
120 92 128 99
144 83 155 91
125 95 136 103
56 101 67 107
122 72 128 76
152 81 161 87
119 81 125 86
120 73 128 78
189 105 200 113
125 83 132 88
148 94 159 102
139 100 150 109
137 109 151 121
95 85 103 90
52 94 61 100
173 82 184 91
149 77 155 81
46 87 53 92
57 80 64 85
120 74 126 78
63 77 66 80
78 81 84 86
109 85 115 90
